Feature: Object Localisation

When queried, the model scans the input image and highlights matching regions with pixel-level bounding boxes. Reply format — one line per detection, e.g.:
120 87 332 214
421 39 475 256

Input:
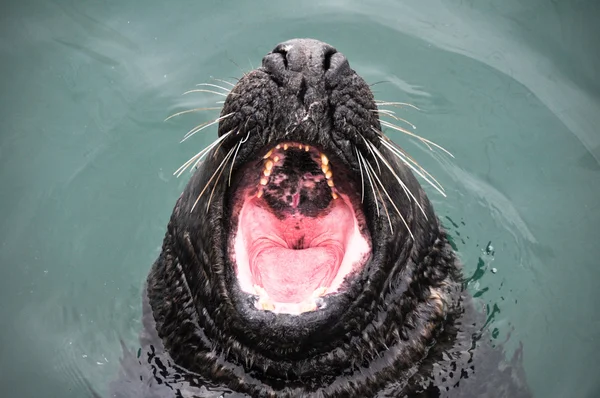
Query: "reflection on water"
1 0 599 397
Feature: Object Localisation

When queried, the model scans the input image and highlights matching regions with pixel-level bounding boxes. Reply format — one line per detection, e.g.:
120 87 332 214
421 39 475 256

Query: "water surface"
1 0 599 397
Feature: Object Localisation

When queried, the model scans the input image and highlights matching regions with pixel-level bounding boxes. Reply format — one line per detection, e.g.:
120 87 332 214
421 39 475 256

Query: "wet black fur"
112 39 531 398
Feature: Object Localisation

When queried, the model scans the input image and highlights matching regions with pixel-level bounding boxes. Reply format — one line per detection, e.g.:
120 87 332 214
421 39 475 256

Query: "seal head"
145 39 476 396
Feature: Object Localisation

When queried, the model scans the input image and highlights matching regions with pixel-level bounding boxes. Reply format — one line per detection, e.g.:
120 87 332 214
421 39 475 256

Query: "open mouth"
229 141 372 315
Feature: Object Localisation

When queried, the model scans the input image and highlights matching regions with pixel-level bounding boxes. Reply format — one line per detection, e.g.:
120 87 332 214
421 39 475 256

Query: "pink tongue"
255 247 337 303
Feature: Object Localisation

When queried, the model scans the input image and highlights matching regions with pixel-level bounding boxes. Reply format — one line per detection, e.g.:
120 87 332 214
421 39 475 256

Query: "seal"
112 39 531 397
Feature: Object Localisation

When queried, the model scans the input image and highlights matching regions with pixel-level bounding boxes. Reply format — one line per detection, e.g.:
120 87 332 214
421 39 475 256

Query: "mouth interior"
232 142 371 315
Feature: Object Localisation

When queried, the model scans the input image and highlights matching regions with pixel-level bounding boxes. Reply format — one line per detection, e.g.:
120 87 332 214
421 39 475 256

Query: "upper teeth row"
257 143 339 200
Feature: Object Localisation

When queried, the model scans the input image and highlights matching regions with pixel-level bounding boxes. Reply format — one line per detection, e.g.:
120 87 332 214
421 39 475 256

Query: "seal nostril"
274 49 289 69
323 48 337 71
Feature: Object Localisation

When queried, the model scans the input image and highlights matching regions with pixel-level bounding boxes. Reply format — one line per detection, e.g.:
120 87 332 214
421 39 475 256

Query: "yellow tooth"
260 177 268 185
254 285 266 295
312 287 328 297
325 170 332 179
299 301 317 313
257 189 263 198
273 155 280 162
283 144 289 150
260 300 275 311
263 169 271 177
299 145 303 150
305 145 310 152
263 149 273 159
332 192 338 200
276 144 281 149
265 160 273 170
320 154 329 166
321 164 329 174
327 179 334 187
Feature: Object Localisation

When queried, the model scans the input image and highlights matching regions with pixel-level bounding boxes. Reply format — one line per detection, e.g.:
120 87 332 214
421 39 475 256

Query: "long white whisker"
229 131 250 186
359 133 381 173
372 126 444 189
364 160 414 240
373 101 421 111
366 140 428 220
211 78 236 87
182 89 228 97
357 151 380 217
174 130 233 177
378 135 447 197
360 152 393 233
379 120 454 158
195 83 231 93
181 112 234 143
354 146 365 203
206 147 236 212
372 109 417 130
191 146 235 212
165 107 222 122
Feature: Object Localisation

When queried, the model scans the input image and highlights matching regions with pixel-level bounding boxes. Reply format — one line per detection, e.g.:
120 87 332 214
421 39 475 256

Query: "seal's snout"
263 38 350 85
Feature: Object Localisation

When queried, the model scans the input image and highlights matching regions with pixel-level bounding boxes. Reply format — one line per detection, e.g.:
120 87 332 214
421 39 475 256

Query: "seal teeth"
263 169 271 177
331 191 338 200
263 149 273 159
312 287 328 298
260 177 268 185
325 170 332 179
259 299 275 311
299 301 318 313
283 144 289 150
327 179 334 187
320 154 329 166
265 160 273 170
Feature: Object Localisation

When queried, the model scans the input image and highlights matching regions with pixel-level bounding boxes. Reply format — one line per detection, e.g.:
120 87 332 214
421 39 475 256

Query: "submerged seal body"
113 39 531 397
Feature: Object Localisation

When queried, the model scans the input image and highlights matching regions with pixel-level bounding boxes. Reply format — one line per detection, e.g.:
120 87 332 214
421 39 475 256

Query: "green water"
1 0 599 397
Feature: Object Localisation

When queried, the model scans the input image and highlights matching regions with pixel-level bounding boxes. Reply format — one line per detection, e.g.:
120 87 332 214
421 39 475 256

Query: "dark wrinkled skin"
110 39 531 398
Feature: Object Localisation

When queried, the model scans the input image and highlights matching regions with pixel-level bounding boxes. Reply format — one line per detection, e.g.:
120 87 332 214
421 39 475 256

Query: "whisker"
229 131 250 186
374 100 421 111
360 152 393 233
195 83 231 93
181 112 234 143
359 133 381 173
378 135 447 197
211 78 236 87
366 140 428 220
190 146 235 212
354 146 365 203
165 107 222 122
357 151 380 217
174 130 233 177
372 109 417 130
379 120 454 158
182 89 229 97
363 159 414 240
206 146 236 212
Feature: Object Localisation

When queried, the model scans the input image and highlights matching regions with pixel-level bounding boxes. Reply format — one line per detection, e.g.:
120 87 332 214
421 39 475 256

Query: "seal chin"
229 141 372 314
